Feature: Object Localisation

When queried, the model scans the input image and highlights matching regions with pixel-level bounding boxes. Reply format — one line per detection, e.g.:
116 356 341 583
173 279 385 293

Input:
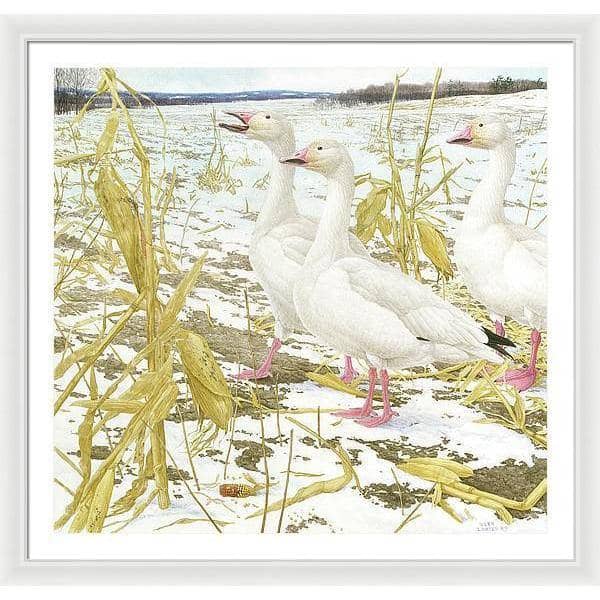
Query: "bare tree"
54 68 98 114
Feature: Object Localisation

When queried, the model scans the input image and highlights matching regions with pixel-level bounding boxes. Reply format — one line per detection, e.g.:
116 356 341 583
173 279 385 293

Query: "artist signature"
476 521 509 533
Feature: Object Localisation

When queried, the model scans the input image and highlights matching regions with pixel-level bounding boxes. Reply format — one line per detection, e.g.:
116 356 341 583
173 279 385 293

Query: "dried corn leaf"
397 461 461 485
85 467 115 533
441 483 513 524
72 398 144 414
438 499 464 523
177 329 232 430
95 109 120 163
307 371 373 398
406 457 474 479
154 517 231 532
159 253 206 335
513 393 526 429
415 218 453 280
111 451 153 517
111 489 159 533
63 360 174 531
246 444 353 519
54 339 103 380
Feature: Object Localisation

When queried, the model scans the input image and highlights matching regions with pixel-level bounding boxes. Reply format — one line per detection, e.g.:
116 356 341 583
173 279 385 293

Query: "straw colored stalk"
54 290 146 415
64 359 177 532
397 458 547 525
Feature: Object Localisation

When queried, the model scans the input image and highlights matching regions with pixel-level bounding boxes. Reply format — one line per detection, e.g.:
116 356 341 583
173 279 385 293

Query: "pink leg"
501 329 541 392
333 367 376 418
495 320 505 337
340 355 360 384
235 338 282 380
355 368 397 427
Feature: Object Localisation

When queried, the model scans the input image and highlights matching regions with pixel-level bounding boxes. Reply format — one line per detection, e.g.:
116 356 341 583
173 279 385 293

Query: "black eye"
265 115 271 119
317 146 323 151
479 123 484 128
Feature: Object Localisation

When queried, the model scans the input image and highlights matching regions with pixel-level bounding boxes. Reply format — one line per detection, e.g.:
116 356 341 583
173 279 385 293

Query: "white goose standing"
282 140 515 427
219 111 364 382
447 118 546 391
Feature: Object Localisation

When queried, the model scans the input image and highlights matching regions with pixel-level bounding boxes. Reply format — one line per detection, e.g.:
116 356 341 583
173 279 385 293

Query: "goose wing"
268 218 317 266
338 257 490 351
503 223 547 316
506 222 547 268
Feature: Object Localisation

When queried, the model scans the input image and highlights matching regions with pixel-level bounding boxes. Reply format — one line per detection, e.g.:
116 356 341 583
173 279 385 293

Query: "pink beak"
280 147 310 165
218 111 255 133
447 125 473 145
235 111 255 125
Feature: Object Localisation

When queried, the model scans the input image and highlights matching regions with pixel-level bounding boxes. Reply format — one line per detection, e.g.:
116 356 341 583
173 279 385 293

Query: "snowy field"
53 89 548 535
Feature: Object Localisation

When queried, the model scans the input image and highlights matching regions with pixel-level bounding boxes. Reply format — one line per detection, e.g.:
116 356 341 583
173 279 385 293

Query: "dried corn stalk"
396 457 547 525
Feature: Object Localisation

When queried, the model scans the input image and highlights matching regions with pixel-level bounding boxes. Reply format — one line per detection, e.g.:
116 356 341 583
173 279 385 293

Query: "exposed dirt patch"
69 445 111 461
57 286 101 317
300 436 316 447
114 313 148 353
166 466 192 482
347 447 362 466
232 439 274 472
55 233 100 257
219 251 252 272
362 482 424 510
353 438 445 464
183 309 319 384
54 336 67 353
285 513 331 533
465 457 547 517
94 353 125 380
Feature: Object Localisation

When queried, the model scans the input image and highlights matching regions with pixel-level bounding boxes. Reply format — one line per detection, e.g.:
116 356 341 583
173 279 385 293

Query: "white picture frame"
1 13 597 586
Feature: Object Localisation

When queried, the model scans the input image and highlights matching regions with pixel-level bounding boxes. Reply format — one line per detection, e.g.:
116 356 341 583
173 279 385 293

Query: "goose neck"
254 134 298 235
306 162 354 265
463 139 516 228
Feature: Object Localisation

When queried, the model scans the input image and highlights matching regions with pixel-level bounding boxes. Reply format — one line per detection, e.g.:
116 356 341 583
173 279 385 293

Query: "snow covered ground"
53 89 548 535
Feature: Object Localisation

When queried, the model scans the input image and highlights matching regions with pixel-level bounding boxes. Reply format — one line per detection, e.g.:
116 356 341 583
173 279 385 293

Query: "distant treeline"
54 68 98 115
332 76 547 106
54 67 333 114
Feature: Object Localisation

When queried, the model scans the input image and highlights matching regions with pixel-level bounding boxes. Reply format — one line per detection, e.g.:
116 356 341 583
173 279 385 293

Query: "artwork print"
52 65 548 535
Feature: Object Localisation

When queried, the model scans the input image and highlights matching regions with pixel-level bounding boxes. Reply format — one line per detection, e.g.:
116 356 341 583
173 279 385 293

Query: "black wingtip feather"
482 326 516 359
482 326 516 348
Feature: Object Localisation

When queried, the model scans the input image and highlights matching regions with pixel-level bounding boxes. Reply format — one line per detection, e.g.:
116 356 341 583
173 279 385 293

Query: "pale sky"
116 67 547 94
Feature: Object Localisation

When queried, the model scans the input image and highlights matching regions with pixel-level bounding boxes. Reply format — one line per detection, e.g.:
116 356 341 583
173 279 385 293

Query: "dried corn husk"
356 185 388 243
94 164 149 292
176 329 232 430
415 219 453 280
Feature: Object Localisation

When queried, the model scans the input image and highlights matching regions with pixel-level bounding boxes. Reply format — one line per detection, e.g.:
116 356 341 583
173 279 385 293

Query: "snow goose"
447 118 546 391
281 140 515 427
219 111 365 382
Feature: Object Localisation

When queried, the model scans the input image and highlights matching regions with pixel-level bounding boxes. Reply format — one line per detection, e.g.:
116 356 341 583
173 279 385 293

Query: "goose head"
218 110 294 145
447 118 513 150
280 139 352 177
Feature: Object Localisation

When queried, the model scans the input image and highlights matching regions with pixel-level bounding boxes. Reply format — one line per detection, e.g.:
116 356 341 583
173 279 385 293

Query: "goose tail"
482 327 516 359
